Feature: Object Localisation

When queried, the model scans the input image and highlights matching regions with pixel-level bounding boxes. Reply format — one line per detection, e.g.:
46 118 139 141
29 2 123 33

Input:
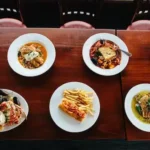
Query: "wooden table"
0 28 125 140
117 30 150 141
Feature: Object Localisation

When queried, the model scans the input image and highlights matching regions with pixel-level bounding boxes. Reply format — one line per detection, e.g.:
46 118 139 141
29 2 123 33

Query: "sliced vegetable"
135 104 142 115
94 51 102 57
91 57 98 65
148 98 150 104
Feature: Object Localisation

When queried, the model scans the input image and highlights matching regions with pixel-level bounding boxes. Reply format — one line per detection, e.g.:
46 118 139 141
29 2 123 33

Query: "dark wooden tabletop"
117 30 150 141
0 28 125 140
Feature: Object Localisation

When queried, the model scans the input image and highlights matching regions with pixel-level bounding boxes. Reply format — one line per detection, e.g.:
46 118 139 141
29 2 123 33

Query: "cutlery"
100 39 132 57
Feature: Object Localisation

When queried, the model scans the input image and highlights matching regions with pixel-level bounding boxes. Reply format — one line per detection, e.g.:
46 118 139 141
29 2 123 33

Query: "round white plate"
0 89 29 132
7 33 56 77
125 83 150 132
49 82 100 133
82 33 129 76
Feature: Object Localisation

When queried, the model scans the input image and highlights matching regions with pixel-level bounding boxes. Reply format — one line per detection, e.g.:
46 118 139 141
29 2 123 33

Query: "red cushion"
60 21 94 29
0 18 26 28
127 20 150 30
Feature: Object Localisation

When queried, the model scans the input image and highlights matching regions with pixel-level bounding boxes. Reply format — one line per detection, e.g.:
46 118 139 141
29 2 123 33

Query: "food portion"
18 42 47 69
59 89 94 122
0 90 26 131
90 40 121 69
132 91 150 124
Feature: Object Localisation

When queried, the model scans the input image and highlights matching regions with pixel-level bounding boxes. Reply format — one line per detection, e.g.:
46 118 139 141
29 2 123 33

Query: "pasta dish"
18 42 47 69
0 90 26 131
90 40 121 69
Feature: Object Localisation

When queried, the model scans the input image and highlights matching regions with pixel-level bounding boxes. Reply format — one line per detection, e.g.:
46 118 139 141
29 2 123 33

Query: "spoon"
118 48 132 57
100 39 132 57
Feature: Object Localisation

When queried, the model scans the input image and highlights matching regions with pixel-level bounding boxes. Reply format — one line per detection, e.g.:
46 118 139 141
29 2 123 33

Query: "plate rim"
49 81 100 133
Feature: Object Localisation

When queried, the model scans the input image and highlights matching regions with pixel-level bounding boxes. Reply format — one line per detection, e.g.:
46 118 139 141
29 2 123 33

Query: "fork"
100 39 132 57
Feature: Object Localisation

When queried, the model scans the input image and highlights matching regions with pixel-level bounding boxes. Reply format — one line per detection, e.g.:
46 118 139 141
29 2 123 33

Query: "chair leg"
131 0 143 24
17 0 25 25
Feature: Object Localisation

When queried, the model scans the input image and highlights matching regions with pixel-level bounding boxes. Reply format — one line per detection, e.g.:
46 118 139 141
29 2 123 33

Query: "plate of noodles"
49 82 100 133
82 33 129 76
0 89 29 132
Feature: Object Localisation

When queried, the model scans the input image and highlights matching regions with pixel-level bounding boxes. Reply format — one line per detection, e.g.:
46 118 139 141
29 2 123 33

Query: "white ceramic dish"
0 89 29 132
49 82 100 133
125 83 150 132
7 33 56 77
82 33 129 76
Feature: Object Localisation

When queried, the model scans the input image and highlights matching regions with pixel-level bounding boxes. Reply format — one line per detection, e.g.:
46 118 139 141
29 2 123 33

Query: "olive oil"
131 91 150 124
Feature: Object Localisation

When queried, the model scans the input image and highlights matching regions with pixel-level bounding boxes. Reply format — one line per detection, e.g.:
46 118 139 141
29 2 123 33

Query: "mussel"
91 57 98 65
100 39 105 45
13 97 20 105
0 90 8 96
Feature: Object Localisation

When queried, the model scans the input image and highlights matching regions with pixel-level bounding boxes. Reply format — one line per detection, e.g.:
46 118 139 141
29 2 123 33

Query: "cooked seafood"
18 42 47 69
132 91 150 124
90 40 121 69
0 90 26 131
59 89 94 122
59 100 86 121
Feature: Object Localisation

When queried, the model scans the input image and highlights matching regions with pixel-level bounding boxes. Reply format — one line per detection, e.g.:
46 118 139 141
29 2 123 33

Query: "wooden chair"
0 0 26 27
127 0 150 30
59 0 104 29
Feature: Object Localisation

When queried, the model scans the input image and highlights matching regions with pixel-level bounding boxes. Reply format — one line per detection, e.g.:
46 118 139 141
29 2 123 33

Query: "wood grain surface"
0 28 125 140
117 30 150 141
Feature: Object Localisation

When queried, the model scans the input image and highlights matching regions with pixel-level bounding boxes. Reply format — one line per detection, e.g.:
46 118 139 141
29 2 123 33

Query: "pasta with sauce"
18 42 47 69
90 40 121 69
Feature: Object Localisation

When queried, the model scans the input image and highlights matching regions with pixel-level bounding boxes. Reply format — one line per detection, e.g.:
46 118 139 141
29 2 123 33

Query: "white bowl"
82 33 129 76
7 33 56 77
49 82 100 133
0 89 29 132
125 83 150 132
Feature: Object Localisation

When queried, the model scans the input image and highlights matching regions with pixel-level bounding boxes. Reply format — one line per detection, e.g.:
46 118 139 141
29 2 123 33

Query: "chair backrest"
58 0 104 28
131 0 150 23
0 0 24 23
20 0 60 27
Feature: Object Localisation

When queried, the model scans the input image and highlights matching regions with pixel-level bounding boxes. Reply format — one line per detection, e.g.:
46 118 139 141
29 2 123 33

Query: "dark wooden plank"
0 28 125 140
0 140 127 150
117 30 150 141
2 140 150 150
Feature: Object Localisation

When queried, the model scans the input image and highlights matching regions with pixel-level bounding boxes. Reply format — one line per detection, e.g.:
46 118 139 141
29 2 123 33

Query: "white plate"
7 33 56 77
125 83 150 132
49 82 100 133
0 89 29 132
82 33 129 76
